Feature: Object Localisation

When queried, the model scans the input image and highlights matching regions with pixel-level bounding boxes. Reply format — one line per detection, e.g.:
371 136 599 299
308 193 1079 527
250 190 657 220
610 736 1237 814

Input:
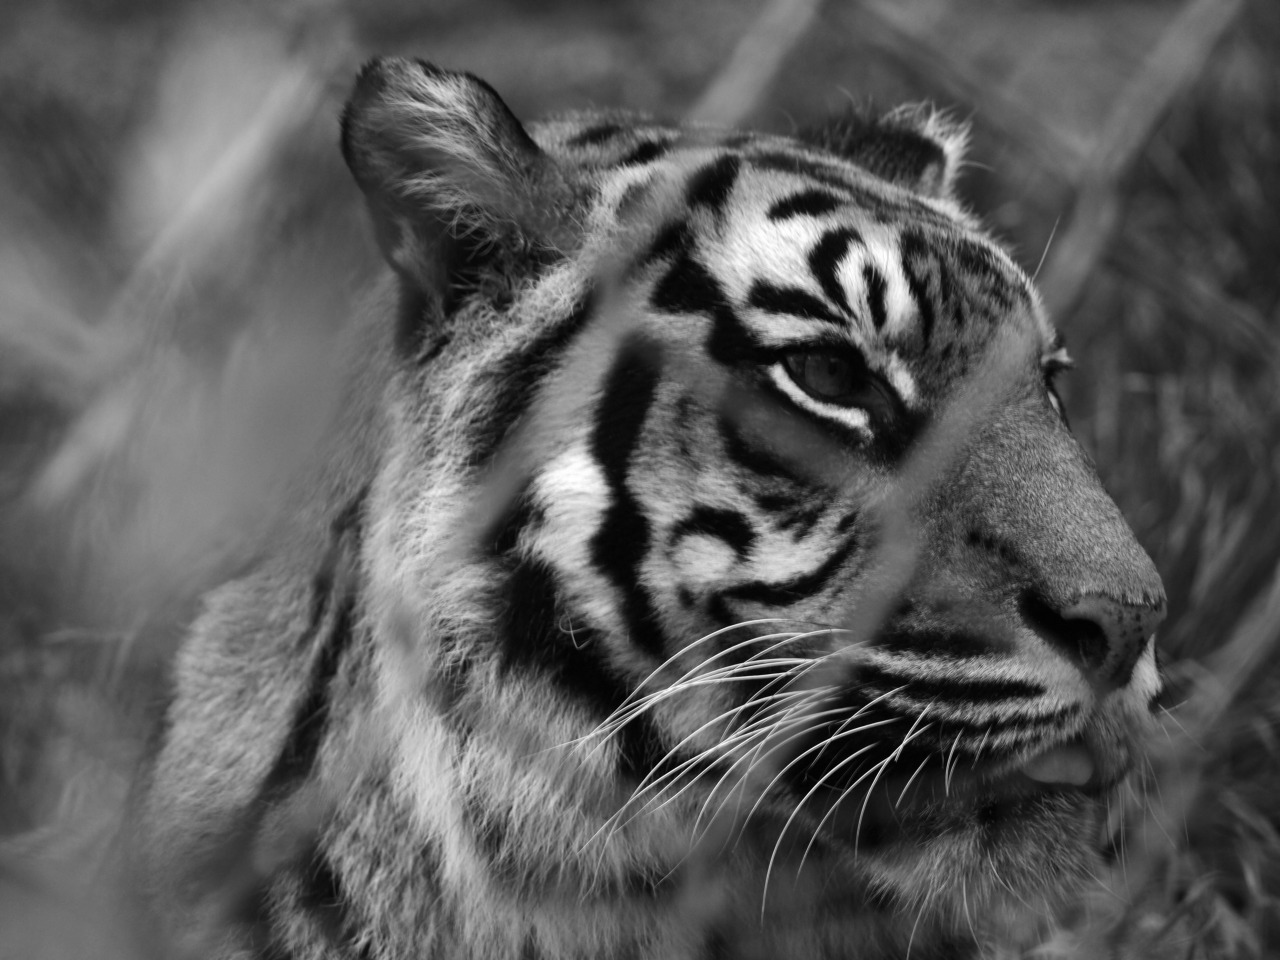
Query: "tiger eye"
785 351 860 402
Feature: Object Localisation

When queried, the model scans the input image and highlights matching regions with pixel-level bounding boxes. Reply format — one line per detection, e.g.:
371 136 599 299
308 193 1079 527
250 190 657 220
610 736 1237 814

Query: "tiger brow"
746 280 846 326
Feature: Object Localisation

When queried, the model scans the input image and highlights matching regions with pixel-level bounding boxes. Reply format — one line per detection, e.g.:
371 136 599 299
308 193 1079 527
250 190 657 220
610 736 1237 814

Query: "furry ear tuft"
801 104 969 200
341 58 578 296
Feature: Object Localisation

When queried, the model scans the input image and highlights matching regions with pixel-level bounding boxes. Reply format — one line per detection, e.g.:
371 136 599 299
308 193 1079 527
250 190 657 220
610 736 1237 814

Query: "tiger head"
341 59 1166 953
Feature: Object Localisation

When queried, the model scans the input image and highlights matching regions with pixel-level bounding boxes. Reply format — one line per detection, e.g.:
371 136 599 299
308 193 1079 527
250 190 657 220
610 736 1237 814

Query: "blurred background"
1 0 1277 956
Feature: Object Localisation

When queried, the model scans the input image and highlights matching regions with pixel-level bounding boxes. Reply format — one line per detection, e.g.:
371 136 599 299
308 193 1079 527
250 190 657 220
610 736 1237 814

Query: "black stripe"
686 154 741 213
775 501 825 537
217 498 365 952
393 283 439 361
753 489 805 512
470 293 597 466
645 218 692 266
295 845 373 960
952 237 1016 313
496 558 666 780
481 481 540 557
752 150 964 232
767 189 844 220
855 664 1043 703
466 781 684 905
670 505 756 561
750 151 861 194
268 595 354 792
650 236 765 366
720 418 812 488
807 227 861 317
829 678 1078 740
862 263 888 329
713 535 856 610
589 337 668 663
899 230 936 347
750 152 944 224
746 280 845 325
874 626 1006 659
616 180 651 219
496 559 616 714
267 490 367 796
701 929 732 960
568 123 623 147
783 700 1078 802
618 140 670 167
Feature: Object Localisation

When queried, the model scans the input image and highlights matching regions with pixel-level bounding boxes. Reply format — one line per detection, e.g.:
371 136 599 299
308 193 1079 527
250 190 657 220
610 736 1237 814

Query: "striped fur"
136 59 1167 959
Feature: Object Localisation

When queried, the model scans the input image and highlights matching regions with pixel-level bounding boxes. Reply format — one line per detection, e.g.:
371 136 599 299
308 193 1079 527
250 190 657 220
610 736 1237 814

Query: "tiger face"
337 59 1166 955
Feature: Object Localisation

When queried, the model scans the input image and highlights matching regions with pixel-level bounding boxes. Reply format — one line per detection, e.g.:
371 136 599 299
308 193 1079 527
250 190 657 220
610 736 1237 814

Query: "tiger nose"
1022 592 1166 694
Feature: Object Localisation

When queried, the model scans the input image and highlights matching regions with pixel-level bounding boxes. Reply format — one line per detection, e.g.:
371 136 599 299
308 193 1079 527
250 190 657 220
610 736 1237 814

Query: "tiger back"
136 58 1166 960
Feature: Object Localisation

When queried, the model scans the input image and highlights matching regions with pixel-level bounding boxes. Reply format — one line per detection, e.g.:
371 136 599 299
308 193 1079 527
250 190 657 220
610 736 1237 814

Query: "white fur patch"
670 533 738 585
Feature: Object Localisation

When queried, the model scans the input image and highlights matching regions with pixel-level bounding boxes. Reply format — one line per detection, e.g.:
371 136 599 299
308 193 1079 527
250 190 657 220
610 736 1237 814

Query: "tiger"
133 57 1167 960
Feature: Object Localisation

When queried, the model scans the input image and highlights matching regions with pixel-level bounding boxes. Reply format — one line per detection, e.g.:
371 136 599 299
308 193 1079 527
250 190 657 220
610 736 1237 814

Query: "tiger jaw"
741 644 1153 863
783 727 1136 865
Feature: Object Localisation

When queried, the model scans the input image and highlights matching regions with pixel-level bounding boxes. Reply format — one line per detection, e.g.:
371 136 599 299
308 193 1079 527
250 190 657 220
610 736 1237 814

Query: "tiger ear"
341 58 578 298
802 105 969 200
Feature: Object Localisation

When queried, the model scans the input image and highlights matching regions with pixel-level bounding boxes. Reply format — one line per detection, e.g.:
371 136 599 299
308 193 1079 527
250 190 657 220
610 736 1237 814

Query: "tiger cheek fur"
134 57 1167 960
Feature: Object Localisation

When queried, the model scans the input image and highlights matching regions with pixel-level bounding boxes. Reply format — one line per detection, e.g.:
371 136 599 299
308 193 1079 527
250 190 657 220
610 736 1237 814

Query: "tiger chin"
133 58 1167 960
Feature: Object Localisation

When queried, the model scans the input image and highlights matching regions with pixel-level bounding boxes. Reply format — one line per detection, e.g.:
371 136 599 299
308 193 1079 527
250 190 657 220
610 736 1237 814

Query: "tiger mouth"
798 737 1127 851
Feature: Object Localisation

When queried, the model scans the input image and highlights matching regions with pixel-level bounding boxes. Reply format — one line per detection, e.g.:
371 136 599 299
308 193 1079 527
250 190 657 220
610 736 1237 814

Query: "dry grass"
1 0 1278 956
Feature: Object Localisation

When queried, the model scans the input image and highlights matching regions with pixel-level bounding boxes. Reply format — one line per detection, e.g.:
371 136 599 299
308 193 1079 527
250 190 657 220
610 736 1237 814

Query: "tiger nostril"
1020 594 1107 671
1019 592 1158 693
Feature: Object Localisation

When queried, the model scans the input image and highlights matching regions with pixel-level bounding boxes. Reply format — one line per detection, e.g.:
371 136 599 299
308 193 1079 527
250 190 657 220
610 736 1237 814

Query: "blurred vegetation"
1 0 1278 956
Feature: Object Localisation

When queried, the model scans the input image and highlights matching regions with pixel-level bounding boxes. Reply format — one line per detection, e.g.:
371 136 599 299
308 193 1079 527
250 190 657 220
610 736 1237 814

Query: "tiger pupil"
811 355 848 394
795 351 856 400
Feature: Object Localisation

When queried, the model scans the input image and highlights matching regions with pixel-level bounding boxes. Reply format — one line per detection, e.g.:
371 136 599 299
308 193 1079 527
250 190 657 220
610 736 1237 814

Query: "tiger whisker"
583 690 819 855
904 894 931 960
801 713 937 868
753 694 922 897
851 753 900 861
613 652 855 820
578 621 798 721
1156 702 1197 747
795 709 937 871
783 751 897 899
585 634 854 757
734 683 912 839
970 723 993 771
589 680 844 859
943 730 964 797
585 628 837 739
769 737 891 897
847 717 937 852
690 697 852 842
749 722 893 917
895 752 934 811
960 876 975 942
624 655 844 819
889 701 934 766
616 689 818 816
574 656 812 754
628 620 831 694
688 689 846 818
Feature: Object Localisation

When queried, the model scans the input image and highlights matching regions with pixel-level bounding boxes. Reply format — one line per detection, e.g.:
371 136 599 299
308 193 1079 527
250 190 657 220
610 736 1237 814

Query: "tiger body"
136 60 1167 960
